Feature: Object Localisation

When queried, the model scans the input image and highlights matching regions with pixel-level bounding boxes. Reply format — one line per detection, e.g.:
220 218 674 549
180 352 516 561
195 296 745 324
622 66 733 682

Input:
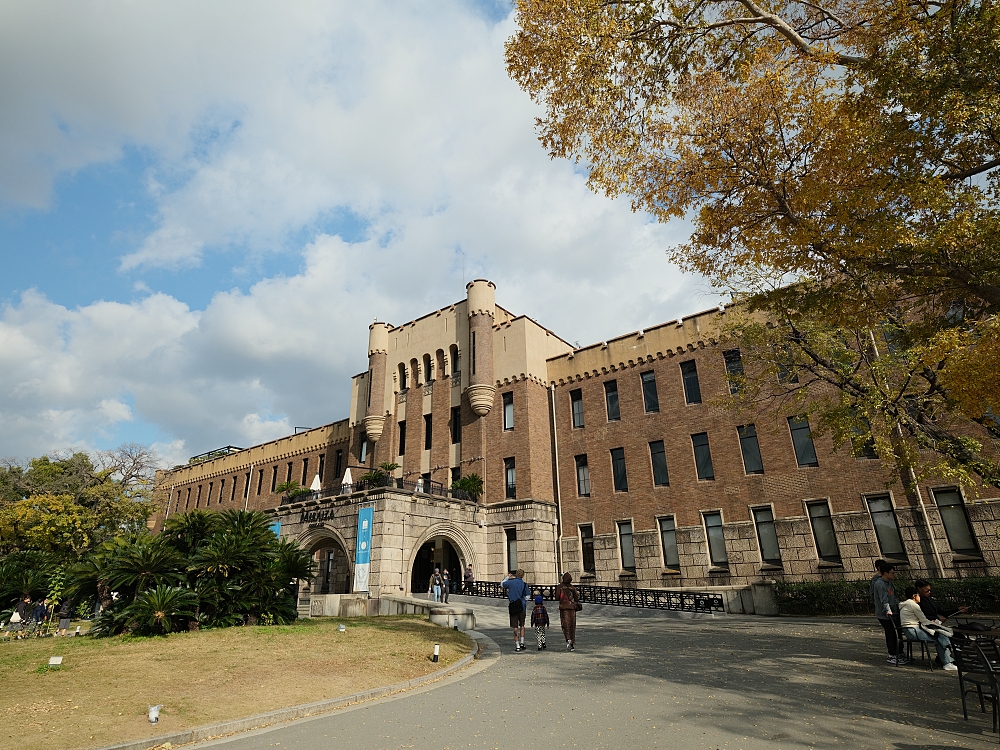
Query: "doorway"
410 537 463 595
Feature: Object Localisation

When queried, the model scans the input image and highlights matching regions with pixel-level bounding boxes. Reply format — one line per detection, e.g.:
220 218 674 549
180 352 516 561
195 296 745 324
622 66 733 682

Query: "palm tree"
360 462 400 488
105 536 185 599
128 585 196 635
451 473 483 501
275 480 312 499
163 510 219 556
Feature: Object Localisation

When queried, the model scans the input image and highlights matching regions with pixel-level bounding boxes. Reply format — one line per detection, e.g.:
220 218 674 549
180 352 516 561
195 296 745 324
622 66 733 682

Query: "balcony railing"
280 471 475 505
463 580 724 613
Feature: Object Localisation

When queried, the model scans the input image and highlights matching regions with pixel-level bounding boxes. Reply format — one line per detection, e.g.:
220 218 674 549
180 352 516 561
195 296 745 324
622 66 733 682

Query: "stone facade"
153 280 1000 597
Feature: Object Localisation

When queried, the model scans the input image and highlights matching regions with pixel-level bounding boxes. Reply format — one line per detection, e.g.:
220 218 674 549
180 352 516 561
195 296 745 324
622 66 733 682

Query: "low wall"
303 593 476 631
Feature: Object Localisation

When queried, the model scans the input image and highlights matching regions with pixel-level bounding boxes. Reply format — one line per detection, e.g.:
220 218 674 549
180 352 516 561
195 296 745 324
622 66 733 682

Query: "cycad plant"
129 585 197 635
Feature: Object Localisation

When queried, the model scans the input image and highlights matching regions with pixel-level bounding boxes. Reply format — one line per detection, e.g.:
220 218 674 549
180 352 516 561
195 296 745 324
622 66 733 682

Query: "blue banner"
269 520 281 539
353 505 374 592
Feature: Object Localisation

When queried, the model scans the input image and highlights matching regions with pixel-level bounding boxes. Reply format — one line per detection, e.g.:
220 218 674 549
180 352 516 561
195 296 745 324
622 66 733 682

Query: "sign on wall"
353 505 374 593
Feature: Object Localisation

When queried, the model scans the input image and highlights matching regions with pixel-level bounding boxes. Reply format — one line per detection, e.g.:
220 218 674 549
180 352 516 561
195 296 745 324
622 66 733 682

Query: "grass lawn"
0 616 471 750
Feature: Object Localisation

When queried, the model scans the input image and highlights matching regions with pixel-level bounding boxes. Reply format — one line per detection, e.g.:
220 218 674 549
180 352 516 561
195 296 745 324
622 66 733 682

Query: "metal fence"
462 580 724 614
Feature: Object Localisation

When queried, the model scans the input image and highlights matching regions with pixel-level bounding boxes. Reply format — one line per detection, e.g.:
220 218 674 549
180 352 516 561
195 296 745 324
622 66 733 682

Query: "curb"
96 633 486 750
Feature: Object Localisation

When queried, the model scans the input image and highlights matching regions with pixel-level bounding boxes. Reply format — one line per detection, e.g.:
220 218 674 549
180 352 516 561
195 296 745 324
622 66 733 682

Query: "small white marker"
337 623 346 632
48 656 63 666
148 705 163 724
74 626 81 636
432 644 440 663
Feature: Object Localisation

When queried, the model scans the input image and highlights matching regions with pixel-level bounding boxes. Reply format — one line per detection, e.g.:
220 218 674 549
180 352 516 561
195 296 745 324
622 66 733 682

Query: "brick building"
152 280 1000 599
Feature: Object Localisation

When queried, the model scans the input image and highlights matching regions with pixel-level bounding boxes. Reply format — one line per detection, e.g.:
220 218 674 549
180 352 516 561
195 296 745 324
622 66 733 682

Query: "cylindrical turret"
466 280 496 417
363 322 390 442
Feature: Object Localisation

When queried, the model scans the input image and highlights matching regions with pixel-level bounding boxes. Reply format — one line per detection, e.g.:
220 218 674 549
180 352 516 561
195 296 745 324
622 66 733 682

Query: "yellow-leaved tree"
506 0 1000 489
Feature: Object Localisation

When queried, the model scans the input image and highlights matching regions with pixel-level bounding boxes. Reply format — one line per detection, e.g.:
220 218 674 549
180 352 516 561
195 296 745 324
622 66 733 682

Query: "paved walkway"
200 601 998 750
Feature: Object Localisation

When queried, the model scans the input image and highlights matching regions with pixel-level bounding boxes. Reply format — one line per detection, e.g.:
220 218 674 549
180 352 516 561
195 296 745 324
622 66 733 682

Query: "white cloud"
0 1 720 458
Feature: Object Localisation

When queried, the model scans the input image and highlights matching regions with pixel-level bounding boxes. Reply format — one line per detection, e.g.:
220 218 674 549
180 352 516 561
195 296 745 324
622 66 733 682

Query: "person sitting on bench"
900 586 957 671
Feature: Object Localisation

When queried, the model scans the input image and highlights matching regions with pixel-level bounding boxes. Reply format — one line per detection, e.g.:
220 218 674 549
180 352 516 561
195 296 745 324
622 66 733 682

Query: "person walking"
57 599 73 636
441 569 451 603
463 565 475 594
501 569 531 652
429 568 444 602
556 573 580 651
530 594 550 651
4 596 31 637
871 560 906 664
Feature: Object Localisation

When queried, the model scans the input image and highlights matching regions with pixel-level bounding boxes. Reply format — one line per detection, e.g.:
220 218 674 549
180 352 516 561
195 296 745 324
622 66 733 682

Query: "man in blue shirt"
501 569 531 652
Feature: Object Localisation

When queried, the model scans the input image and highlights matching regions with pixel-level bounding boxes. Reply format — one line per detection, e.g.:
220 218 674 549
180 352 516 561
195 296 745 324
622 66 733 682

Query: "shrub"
774 576 1000 616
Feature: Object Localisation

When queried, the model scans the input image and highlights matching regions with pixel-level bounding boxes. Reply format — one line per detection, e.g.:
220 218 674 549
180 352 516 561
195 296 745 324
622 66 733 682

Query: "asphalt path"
198 600 998 750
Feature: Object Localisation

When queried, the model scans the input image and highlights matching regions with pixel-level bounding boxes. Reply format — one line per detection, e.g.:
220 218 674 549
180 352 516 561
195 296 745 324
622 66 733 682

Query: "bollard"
148 705 162 724
74 626 80 636
432 644 439 663
337 623 346 632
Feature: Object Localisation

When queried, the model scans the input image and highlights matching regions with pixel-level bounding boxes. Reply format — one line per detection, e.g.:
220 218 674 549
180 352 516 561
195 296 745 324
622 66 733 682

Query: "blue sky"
0 0 711 466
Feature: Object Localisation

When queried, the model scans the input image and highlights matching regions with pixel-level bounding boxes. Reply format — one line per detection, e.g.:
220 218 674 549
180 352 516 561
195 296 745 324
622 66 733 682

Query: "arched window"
435 349 445 380
398 362 408 390
449 344 460 375
423 353 433 382
410 358 420 387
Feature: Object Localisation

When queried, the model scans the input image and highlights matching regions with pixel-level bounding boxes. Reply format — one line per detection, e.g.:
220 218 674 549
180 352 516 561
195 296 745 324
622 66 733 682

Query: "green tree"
506 0 1000 488
451 473 483 501
127 585 197 636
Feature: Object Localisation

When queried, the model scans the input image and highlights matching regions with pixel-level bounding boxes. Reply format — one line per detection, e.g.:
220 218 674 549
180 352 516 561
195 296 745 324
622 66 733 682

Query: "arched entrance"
410 537 463 596
309 537 351 594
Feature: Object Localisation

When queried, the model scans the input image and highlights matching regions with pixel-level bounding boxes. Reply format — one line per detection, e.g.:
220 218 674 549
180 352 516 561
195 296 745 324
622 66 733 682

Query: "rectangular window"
649 440 669 486
257 470 264 495
866 495 906 558
231 476 238 502
334 449 343 480
451 406 461 444
933 488 980 555
398 420 406 455
640 371 659 413
618 521 636 571
185 487 191 509
219 478 225 504
807 501 841 562
503 392 514 430
245 472 251 499
318 454 325 481
703 511 728 566
575 455 591 496
738 424 765 475
852 417 878 459
788 416 819 467
604 380 620 421
580 525 595 573
367 369 372 407
424 414 432 450
270 467 278 493
659 517 679 569
360 439 368 463
504 457 516 499
570 388 584 428
286 462 293 482
691 432 715 480
777 349 799 384
505 527 517 571
723 349 744 394
421 472 431 490
471 331 476 375
610 447 628 492
301 458 309 486
450 467 461 486
752 507 781 565
206 483 213 506
680 360 702 404
196 485 202 508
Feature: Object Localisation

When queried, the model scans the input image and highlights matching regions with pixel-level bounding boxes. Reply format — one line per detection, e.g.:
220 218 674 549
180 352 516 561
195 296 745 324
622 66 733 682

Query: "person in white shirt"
899 586 956 671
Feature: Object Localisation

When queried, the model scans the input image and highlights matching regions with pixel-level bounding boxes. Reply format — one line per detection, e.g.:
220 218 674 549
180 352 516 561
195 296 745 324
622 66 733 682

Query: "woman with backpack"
556 573 581 651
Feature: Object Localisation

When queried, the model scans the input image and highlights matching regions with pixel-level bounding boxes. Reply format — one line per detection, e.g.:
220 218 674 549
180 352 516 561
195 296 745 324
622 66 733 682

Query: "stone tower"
465 279 496 416
362 321 390 443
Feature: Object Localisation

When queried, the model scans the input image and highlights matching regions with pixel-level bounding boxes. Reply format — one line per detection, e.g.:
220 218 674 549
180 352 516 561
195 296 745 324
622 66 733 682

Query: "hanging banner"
269 520 281 539
353 504 374 592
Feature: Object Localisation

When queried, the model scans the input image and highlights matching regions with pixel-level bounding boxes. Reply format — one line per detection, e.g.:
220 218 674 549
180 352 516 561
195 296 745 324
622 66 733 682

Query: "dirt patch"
0 616 470 750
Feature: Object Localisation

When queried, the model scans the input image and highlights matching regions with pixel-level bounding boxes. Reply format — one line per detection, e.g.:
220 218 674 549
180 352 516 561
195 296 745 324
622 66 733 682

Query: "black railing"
280 476 474 505
462 581 724 613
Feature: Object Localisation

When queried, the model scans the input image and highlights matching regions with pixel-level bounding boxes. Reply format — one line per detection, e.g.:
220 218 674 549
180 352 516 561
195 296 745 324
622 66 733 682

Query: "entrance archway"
308 537 351 594
410 537 463 596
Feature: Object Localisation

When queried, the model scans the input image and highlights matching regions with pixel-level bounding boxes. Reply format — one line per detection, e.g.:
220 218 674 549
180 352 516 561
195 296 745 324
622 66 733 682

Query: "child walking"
530 594 550 651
